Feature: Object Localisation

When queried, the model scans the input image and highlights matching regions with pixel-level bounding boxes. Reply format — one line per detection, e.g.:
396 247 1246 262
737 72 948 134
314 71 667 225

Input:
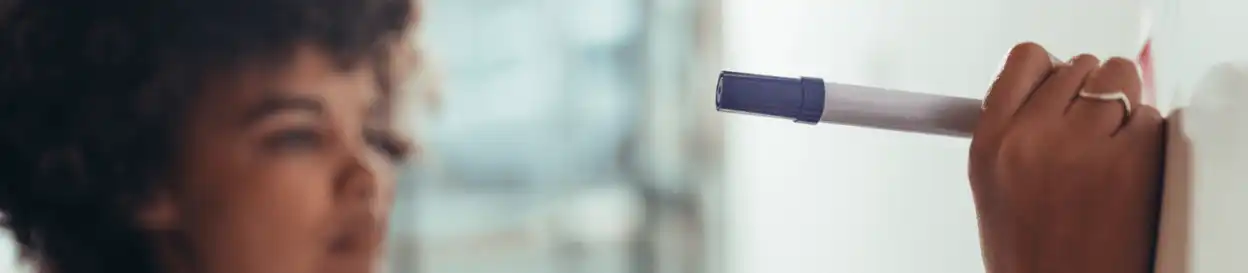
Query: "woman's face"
159 45 398 273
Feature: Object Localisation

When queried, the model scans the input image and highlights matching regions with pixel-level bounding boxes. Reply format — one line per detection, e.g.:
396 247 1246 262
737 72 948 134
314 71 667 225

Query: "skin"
141 45 398 273
102 39 1158 272
971 42 1166 273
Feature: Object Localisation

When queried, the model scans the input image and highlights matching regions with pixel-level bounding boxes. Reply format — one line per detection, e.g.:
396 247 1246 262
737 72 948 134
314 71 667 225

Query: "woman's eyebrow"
240 94 325 126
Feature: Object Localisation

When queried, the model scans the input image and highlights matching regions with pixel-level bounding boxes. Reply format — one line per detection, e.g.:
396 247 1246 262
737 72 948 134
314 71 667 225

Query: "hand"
969 42 1166 273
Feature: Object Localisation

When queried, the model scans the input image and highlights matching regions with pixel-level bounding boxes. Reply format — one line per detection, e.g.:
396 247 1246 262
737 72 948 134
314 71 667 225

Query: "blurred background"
0 0 1155 273
385 0 721 272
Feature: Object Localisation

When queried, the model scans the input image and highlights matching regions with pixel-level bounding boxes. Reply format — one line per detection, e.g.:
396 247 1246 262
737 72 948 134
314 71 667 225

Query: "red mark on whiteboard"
1139 39 1156 106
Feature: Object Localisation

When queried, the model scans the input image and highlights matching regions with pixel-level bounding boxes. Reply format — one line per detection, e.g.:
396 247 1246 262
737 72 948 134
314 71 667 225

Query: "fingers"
1116 105 1166 175
1019 54 1101 118
1067 57 1143 136
979 42 1058 131
1118 105 1165 143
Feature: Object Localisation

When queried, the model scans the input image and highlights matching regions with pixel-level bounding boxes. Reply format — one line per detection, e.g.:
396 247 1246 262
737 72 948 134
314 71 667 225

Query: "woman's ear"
135 191 181 231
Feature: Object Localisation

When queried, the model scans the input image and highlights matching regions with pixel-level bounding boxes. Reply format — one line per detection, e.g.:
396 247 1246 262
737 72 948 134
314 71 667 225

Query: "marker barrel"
716 71 981 138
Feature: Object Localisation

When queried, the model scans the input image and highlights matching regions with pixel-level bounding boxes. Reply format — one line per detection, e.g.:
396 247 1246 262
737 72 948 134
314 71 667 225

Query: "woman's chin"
320 253 384 273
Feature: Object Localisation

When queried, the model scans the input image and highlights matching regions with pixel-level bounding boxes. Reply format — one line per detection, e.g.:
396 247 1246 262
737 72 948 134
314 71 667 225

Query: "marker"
716 71 982 138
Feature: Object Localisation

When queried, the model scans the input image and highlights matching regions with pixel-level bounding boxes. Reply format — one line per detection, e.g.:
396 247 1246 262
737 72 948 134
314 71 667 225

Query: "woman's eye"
263 128 325 152
364 127 411 161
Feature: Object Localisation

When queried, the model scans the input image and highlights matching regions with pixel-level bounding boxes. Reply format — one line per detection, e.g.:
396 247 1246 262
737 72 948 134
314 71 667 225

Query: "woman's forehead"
198 46 380 103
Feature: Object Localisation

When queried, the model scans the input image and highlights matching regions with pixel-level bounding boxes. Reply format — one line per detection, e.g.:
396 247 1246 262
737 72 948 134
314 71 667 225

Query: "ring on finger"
1076 90 1132 117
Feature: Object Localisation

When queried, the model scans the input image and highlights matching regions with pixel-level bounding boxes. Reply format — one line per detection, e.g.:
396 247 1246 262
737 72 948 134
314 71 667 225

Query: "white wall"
1150 1 1248 272
721 0 1146 272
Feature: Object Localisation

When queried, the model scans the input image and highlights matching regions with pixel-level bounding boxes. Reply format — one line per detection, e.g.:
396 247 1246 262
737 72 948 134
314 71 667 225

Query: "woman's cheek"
189 161 340 273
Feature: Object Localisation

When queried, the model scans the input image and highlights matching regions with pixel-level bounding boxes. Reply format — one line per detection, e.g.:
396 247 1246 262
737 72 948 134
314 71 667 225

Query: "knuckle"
1103 57 1137 71
1097 58 1142 84
1116 108 1165 144
1007 42 1052 65
1130 106 1166 130
1132 106 1163 122
1137 105 1163 120
1010 41 1046 56
1071 53 1101 68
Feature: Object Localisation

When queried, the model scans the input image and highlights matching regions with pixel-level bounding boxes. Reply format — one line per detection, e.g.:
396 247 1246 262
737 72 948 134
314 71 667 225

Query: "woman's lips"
329 216 386 255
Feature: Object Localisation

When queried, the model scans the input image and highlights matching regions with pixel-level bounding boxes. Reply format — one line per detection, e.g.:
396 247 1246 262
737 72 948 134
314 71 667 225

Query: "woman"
1 0 415 272
0 1 1165 273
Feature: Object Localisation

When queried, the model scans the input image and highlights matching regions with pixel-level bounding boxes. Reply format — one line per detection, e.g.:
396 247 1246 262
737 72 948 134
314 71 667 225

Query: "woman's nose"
334 149 387 203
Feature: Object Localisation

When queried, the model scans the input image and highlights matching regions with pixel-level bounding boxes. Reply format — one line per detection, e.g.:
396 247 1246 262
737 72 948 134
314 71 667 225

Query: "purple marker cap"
715 71 826 124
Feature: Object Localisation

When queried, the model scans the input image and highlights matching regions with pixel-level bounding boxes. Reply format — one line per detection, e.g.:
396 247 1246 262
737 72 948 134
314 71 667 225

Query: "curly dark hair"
0 0 414 272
